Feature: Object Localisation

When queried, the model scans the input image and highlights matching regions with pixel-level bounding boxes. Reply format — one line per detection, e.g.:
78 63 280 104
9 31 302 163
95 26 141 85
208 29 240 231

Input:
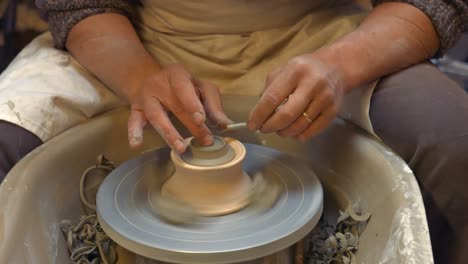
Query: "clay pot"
161 136 253 216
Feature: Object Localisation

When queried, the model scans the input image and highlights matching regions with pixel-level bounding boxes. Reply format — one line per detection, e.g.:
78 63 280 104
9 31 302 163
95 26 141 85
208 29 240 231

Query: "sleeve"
372 0 468 55
35 0 138 49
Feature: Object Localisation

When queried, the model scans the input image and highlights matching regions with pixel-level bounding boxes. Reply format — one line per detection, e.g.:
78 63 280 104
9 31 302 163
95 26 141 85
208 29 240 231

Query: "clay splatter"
6 100 22 123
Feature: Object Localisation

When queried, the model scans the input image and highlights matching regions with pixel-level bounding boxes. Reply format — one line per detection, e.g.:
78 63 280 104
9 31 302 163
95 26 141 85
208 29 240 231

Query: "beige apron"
0 0 375 142
138 0 376 133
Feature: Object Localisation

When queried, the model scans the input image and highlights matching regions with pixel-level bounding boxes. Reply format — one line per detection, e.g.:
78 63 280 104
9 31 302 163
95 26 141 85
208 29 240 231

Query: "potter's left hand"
247 54 345 141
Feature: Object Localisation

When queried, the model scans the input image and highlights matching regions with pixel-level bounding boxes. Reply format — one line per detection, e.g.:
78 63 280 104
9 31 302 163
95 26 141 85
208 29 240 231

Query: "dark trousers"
370 63 468 263
1 63 467 263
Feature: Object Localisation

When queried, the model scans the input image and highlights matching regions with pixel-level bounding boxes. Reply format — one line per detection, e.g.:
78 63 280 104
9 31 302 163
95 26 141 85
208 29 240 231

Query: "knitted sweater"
35 0 467 54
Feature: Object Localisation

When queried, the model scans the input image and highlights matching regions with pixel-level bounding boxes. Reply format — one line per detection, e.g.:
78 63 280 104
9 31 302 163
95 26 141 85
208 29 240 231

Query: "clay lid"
180 136 235 166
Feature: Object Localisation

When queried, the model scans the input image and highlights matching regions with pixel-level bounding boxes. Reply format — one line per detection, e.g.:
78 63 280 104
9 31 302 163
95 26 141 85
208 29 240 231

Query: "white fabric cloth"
0 34 123 141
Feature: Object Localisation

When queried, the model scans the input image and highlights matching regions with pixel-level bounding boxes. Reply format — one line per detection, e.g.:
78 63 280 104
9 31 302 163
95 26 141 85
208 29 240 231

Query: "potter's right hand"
126 64 232 153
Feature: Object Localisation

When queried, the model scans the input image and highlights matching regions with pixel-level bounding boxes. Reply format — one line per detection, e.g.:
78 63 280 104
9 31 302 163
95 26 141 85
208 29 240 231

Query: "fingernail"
201 134 214 146
129 128 143 147
226 117 235 124
193 112 205 125
129 135 142 146
247 121 257 131
174 140 186 153
215 117 234 130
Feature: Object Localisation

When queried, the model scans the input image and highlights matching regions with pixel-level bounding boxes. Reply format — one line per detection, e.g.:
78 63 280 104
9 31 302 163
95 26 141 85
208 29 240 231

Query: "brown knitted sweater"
35 0 467 55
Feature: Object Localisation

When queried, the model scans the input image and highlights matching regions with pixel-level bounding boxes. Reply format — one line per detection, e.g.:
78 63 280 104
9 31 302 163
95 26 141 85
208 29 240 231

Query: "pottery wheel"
96 143 323 264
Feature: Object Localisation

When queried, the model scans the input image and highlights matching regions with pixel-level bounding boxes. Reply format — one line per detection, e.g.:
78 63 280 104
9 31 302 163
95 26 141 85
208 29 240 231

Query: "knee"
370 63 468 162
375 63 460 93
419 134 468 179
417 134 468 225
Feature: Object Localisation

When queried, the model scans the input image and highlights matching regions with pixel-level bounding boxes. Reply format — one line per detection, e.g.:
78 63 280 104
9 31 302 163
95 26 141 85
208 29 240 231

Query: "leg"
0 121 42 181
369 63 468 264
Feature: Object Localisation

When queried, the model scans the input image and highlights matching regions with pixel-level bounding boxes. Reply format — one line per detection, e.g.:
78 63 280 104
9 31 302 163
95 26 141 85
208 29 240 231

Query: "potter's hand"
247 54 345 141
127 64 232 153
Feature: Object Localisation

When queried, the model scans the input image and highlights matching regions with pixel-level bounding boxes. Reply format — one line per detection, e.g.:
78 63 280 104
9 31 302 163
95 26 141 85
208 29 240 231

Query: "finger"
196 80 234 129
277 90 333 137
173 110 214 146
277 114 310 138
247 67 298 131
127 108 147 148
295 104 339 141
259 83 317 133
168 65 206 126
265 66 283 87
144 98 187 153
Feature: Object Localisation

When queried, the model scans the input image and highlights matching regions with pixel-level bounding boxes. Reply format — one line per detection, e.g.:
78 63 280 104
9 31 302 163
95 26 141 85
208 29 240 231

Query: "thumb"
127 107 147 148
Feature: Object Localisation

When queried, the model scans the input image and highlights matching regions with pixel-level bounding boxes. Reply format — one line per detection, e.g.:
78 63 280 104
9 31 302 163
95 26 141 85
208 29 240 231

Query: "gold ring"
302 112 313 123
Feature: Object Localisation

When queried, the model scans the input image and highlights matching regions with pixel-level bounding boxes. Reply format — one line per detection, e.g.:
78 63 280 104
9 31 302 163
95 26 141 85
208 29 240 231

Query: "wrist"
66 13 163 103
310 41 368 94
124 56 161 103
309 2 440 94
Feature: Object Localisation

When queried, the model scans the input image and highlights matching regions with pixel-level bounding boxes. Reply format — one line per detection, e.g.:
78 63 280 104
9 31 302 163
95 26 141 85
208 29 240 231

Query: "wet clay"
162 136 253 216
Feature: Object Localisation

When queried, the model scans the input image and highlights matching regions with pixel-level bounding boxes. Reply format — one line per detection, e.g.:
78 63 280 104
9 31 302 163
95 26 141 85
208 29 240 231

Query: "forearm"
313 2 440 92
66 13 160 101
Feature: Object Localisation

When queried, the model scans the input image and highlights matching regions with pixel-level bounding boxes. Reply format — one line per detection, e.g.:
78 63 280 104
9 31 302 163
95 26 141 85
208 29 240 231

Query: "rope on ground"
60 155 118 264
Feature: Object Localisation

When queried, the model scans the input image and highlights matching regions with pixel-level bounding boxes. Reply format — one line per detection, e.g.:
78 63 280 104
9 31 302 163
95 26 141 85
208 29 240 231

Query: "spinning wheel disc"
96 144 323 263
